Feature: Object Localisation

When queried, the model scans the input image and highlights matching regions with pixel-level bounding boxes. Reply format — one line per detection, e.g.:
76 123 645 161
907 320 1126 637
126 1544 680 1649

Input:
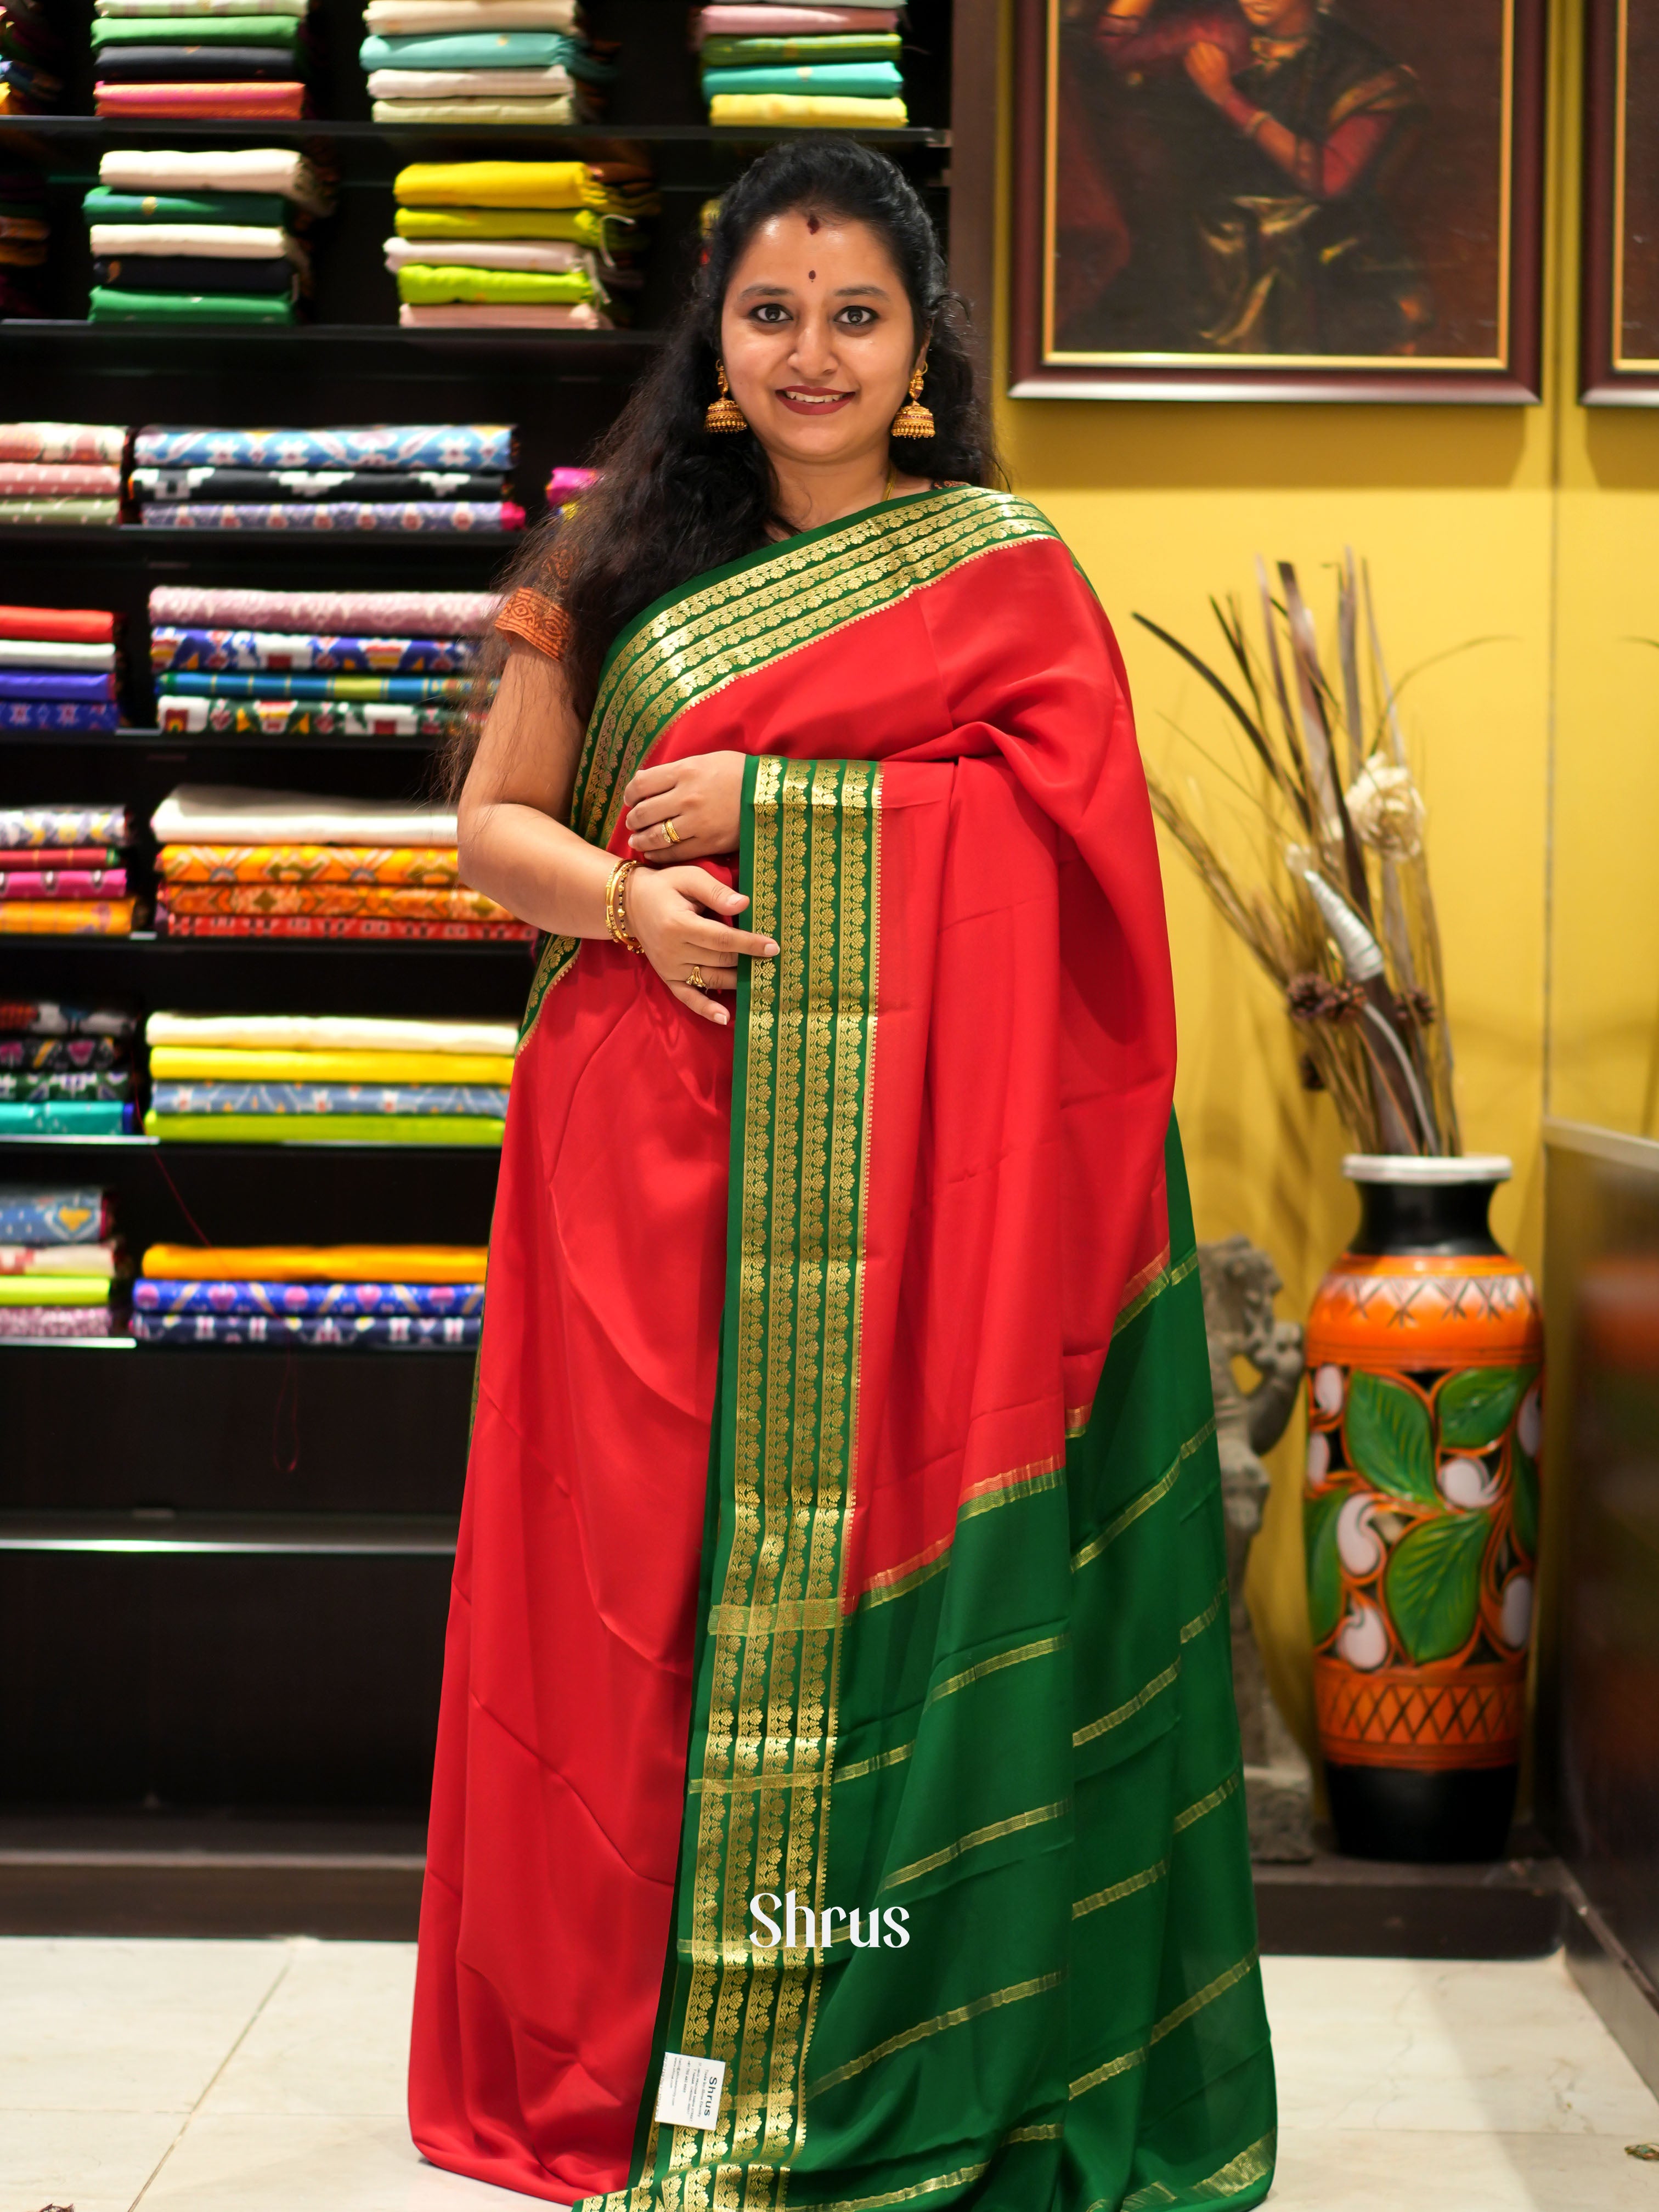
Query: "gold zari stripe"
881 1797 1070 1894
1172 1769 1241 1835
860 1466 1063 1612
1073 1658 1180 1750
1069 1948 1261 2103
1071 1857 1168 1919
808 1970 1064 2096
1070 1415 1215 1576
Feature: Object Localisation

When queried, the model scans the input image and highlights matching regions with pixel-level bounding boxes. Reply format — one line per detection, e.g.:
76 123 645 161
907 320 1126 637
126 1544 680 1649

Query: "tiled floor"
4 1939 1658 2210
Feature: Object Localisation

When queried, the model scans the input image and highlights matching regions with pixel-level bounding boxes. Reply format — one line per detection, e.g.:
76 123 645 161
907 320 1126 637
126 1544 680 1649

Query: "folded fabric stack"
0 1001 139 1137
0 1 63 115
143 1009 512 1147
0 805 137 938
130 421 522 529
390 161 656 330
0 1183 128 1339
1 603 122 733
0 423 127 527
693 0 905 126
546 465 594 517
150 582 488 739
360 0 612 124
133 1238 487 1346
149 783 533 946
92 0 313 119
87 147 333 326
0 170 50 319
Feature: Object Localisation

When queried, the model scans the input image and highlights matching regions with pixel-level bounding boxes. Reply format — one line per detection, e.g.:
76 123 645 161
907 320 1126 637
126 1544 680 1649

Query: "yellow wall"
986 0 1629 1759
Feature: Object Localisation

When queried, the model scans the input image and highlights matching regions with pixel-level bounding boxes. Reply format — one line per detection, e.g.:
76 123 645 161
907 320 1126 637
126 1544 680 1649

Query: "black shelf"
5 733 434 751
12 930 533 957
0 1133 503 1151
0 1511 459 1554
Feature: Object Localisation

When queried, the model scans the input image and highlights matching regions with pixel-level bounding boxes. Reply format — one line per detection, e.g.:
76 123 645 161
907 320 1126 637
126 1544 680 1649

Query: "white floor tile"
1262 1953 1659 2138
135 2115 569 2211
198 1937 417 2118
0 2107 184 2212
1266 2128 1659 2211
0 1936 291 2114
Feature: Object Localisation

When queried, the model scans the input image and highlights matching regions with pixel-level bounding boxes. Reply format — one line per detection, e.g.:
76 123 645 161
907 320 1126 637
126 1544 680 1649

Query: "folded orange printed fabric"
161 882 512 921
0 900 134 935
143 1243 489 1282
156 842 462 885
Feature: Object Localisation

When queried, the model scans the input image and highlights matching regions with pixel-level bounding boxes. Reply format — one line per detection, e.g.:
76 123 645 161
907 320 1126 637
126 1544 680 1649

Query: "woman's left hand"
624 751 746 861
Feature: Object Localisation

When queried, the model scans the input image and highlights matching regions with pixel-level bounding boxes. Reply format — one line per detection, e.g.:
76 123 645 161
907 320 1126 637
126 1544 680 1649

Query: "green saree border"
516 483 1058 1051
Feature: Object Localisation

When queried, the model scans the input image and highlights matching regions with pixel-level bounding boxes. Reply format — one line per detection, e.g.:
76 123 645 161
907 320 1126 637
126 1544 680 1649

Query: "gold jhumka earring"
890 356 935 438
704 361 747 433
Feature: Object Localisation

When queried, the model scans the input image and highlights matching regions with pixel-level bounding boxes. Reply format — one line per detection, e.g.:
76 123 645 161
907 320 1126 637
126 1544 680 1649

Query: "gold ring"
687 964 706 990
662 816 681 845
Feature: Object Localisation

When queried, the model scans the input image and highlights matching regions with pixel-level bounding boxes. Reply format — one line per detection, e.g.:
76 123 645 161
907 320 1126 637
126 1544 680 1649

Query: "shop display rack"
0 0 995 1928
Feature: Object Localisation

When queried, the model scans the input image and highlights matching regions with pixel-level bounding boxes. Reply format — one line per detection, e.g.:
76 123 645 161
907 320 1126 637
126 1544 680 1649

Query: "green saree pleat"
586 754 1273 2212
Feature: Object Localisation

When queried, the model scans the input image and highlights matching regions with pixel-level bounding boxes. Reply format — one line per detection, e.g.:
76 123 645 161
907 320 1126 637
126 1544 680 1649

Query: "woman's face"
719 208 919 473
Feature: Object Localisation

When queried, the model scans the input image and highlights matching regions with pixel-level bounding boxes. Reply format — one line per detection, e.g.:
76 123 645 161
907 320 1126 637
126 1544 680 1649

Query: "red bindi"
808 270 816 281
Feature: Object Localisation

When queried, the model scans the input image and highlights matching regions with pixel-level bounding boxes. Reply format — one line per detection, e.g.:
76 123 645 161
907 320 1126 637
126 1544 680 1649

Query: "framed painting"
1011 0 1547 401
1583 0 1659 401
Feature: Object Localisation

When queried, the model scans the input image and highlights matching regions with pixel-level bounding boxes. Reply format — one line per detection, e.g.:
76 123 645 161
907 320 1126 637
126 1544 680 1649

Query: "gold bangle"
605 857 642 952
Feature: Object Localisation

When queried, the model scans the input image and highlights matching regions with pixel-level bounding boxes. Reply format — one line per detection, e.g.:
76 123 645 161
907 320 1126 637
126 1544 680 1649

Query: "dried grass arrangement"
1137 554 1461 1157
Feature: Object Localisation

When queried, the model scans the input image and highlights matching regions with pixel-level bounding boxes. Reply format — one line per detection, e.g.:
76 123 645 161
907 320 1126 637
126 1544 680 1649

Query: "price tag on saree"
654 2051 725 2130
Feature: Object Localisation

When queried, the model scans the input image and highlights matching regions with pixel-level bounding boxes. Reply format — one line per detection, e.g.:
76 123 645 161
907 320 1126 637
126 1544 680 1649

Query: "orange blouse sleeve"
495 586 571 661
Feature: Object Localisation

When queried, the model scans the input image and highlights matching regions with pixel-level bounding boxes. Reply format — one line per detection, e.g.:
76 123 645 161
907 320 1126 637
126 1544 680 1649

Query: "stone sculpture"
1198 1234 1315 1861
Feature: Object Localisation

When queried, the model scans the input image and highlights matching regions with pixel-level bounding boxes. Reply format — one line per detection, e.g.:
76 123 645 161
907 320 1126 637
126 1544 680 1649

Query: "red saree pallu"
409 486 1275 2210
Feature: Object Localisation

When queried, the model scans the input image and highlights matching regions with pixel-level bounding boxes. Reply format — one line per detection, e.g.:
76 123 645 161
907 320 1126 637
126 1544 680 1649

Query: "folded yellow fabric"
144 1113 504 1146
394 159 593 207
708 92 906 123
0 1276 111 1306
149 1047 515 1083
143 1243 490 1280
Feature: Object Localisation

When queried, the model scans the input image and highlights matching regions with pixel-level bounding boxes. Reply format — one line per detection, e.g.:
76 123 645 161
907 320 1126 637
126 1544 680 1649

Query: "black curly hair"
445 137 1000 793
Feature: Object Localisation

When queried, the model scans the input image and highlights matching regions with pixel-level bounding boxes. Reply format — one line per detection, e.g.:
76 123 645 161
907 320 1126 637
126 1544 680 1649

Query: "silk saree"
408 484 1276 2210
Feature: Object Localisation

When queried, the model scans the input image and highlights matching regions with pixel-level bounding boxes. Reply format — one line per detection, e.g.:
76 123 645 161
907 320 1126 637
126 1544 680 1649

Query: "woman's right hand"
624 862 778 1028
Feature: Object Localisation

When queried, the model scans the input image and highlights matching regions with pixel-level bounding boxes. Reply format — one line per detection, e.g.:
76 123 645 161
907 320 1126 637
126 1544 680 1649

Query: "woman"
408 138 1275 2212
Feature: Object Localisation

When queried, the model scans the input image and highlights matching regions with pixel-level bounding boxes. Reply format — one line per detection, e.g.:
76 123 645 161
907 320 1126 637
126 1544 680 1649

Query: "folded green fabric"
699 31 900 63
92 11 297 38
360 27 594 67
144 1111 504 1144
395 262 594 305
83 185 289 224
699 59 903 94
89 285 296 321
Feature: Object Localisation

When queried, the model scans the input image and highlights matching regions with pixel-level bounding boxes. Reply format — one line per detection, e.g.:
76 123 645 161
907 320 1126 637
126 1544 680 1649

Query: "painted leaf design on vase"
1510 1443 1540 1561
1304 1482 1350 1644
1436 1363 1539 1452
1383 1508 1492 1664
1344 1369 1438 1508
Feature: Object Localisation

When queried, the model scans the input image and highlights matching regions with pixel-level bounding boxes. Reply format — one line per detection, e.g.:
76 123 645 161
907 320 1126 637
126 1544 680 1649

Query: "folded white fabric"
148 1012 517 1054
365 64 573 94
90 223 307 263
371 94 577 121
0 639 117 669
398 301 607 328
98 148 332 211
362 0 577 25
150 785 458 844
383 235 584 272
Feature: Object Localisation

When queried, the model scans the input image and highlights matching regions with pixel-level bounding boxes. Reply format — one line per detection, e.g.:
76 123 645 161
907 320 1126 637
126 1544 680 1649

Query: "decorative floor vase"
1304 1155 1543 1863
